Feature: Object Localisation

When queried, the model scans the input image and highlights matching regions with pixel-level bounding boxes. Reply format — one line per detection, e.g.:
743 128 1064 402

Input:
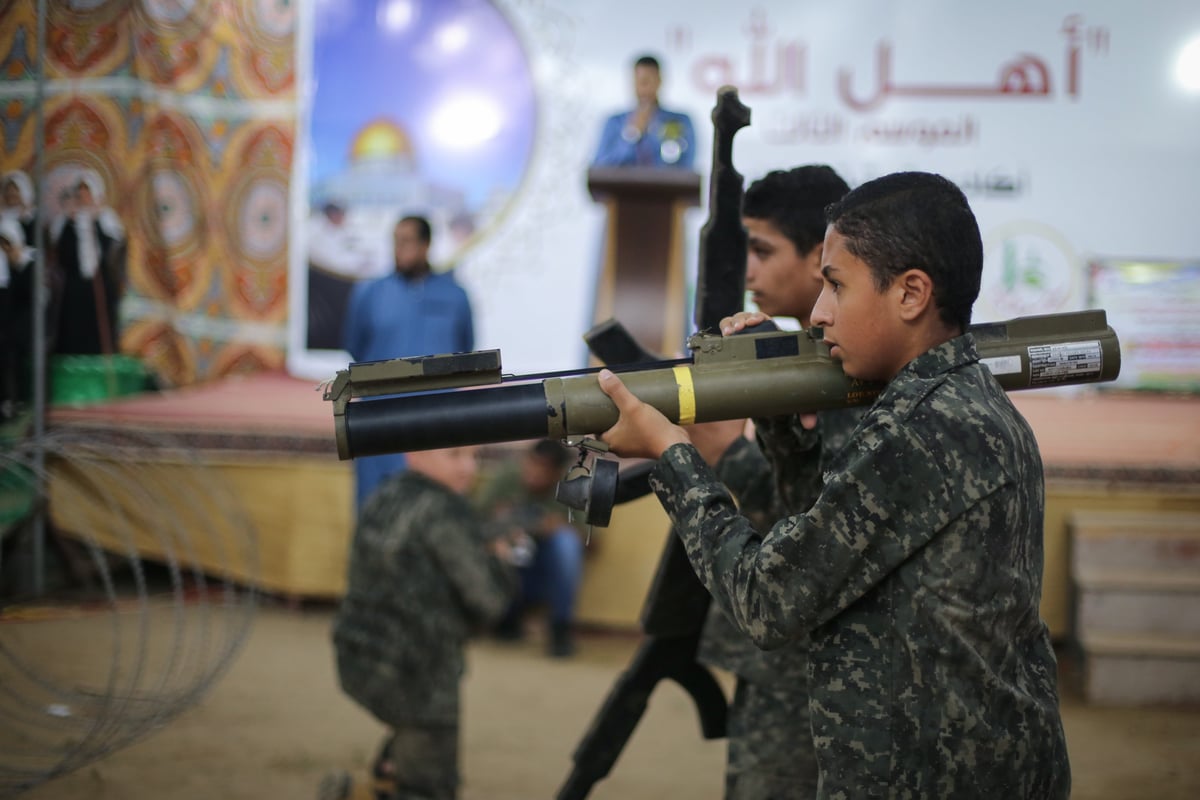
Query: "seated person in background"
592 54 696 169
326 445 517 800
475 439 586 658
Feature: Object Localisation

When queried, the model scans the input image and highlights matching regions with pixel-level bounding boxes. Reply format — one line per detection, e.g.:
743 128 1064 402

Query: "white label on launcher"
981 355 1023 376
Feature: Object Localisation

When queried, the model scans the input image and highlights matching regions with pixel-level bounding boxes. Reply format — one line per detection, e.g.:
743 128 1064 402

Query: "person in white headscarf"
0 215 36 418
49 169 127 356
1 169 36 248
0 214 33 280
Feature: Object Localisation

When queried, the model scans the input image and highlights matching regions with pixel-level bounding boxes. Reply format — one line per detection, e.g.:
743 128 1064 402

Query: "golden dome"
349 118 413 161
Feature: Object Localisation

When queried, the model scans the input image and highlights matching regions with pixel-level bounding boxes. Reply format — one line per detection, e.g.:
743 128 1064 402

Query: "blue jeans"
514 527 584 625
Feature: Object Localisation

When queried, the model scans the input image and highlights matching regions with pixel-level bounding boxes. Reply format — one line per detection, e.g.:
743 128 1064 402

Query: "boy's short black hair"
742 166 850 257
825 171 981 331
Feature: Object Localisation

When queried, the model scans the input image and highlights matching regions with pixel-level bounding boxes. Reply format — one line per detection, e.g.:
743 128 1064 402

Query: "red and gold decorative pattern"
229 0 296 96
46 0 128 78
121 318 198 389
1 3 296 386
220 123 292 322
129 110 211 310
0 1 35 82
131 0 218 92
42 95 128 220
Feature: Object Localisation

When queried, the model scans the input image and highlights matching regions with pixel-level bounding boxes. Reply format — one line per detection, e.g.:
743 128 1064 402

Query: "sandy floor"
8 599 1200 800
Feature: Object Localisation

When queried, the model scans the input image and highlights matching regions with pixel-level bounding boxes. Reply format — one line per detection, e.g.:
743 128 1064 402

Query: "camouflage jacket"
698 406 864 684
652 334 1070 798
333 470 516 727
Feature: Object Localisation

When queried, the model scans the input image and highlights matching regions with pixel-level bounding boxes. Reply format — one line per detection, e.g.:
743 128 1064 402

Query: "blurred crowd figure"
0 166 129 420
475 439 587 658
305 199 377 351
0 170 37 420
48 169 127 357
341 215 475 514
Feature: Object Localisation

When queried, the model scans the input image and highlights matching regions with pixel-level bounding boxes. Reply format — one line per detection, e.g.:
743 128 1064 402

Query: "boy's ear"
894 268 935 322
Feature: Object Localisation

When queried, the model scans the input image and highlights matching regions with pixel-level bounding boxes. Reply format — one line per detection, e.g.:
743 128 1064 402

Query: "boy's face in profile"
409 446 480 495
743 216 823 323
812 226 907 382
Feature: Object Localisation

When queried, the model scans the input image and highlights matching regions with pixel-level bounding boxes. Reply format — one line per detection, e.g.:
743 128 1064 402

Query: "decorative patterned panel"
0 3 295 386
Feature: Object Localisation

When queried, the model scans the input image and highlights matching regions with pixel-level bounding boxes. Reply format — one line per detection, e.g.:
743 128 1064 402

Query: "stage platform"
43 372 1200 636
46 371 353 600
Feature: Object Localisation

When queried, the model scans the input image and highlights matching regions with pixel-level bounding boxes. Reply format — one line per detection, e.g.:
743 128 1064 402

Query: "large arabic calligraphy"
837 44 1055 112
685 12 1109 111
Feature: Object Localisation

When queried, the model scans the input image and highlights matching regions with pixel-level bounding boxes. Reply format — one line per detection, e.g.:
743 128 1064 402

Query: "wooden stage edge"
43 370 1200 637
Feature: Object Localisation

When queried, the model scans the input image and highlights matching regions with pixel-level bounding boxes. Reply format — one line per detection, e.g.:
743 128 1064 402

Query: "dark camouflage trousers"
384 724 459 800
726 678 818 800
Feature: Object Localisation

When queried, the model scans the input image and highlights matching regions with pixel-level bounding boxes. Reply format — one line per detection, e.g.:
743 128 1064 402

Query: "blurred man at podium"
592 54 696 169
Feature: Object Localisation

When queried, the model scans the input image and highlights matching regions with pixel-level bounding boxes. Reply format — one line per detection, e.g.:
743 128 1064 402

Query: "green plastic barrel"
50 354 147 407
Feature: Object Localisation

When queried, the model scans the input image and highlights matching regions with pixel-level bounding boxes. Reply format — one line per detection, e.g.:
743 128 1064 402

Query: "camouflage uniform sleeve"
713 435 782 532
425 500 517 628
650 415 1008 648
752 414 823 514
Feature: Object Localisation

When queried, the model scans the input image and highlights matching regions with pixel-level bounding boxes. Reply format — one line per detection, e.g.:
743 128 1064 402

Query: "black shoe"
549 621 576 658
494 614 524 642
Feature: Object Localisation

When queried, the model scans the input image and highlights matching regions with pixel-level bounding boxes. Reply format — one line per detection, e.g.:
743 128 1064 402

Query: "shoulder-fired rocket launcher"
324 309 1120 461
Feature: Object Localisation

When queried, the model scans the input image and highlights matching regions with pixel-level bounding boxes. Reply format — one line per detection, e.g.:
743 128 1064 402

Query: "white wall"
290 0 1200 378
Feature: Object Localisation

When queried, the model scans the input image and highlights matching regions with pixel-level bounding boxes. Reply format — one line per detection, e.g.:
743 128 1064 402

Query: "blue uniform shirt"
591 106 697 169
342 268 475 511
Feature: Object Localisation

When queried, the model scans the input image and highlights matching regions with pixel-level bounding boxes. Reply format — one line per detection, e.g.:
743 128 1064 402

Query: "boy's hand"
719 310 773 335
488 537 513 562
719 310 818 430
597 369 690 459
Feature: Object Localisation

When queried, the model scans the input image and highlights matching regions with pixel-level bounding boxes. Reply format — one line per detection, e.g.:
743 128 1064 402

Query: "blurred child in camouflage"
597 172 1070 798
326 446 516 800
687 165 855 799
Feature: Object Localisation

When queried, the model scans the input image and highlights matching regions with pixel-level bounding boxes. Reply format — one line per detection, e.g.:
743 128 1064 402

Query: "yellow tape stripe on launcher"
673 365 696 425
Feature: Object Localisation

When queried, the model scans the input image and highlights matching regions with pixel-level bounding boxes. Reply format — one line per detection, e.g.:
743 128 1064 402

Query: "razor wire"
0 425 259 797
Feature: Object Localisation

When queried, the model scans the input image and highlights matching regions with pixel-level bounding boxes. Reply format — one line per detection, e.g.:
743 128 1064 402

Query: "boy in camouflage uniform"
689 165 855 799
598 172 1070 798
326 446 516 800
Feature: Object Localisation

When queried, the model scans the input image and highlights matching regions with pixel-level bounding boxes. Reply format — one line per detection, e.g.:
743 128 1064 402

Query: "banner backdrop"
289 0 1200 382
0 0 296 387
4 3 1196 386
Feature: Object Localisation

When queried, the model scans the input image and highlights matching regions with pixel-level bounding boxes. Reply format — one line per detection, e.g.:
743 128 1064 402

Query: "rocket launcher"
324 308 1121 463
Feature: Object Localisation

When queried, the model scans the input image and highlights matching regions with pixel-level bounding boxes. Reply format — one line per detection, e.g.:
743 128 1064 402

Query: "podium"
587 167 702 357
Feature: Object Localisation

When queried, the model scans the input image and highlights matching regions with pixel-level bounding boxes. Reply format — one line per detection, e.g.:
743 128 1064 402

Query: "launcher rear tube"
342 383 550 457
